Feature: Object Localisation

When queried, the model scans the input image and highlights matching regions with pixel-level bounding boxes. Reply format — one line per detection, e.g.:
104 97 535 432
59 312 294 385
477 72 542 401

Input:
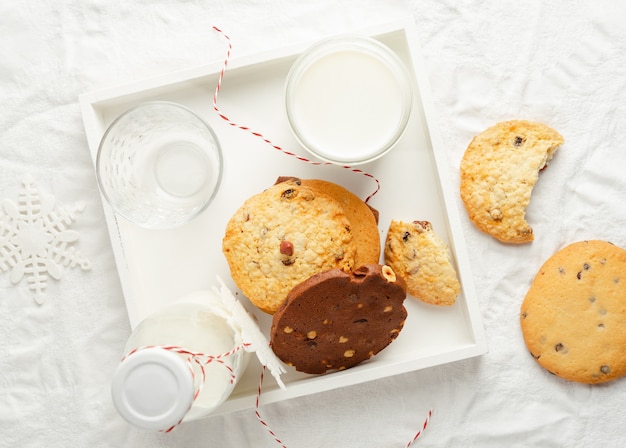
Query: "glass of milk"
110 290 250 431
285 35 413 165
96 101 223 229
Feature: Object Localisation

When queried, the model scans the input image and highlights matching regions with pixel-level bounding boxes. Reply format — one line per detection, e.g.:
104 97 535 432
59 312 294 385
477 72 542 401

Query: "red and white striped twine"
254 365 433 447
405 408 433 447
210 25 381 204
255 367 288 448
209 25 432 446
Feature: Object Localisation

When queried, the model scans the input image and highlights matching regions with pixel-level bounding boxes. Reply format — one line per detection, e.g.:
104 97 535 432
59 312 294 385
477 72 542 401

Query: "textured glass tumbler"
96 102 223 229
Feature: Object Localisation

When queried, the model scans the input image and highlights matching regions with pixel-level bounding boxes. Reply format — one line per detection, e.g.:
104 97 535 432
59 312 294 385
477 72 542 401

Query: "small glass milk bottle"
110 288 250 431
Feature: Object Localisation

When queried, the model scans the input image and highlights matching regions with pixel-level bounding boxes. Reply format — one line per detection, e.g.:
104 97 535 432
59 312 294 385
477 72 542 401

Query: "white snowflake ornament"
0 175 91 304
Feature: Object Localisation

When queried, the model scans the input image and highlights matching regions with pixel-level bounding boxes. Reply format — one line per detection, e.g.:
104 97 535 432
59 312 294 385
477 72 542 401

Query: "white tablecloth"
2 1 626 446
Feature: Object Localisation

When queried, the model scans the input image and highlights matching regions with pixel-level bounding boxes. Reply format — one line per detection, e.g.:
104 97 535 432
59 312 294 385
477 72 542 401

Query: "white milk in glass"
290 49 407 164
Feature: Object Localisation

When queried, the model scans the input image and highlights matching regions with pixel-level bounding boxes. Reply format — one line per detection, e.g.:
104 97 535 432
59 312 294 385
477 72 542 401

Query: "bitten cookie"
270 264 407 374
384 220 460 306
520 240 626 384
460 120 564 243
223 178 357 314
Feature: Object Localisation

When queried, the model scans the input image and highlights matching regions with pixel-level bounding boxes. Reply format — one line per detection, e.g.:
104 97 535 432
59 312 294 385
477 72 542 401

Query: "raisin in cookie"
384 220 460 306
223 178 357 314
270 264 407 374
460 120 564 243
520 240 626 384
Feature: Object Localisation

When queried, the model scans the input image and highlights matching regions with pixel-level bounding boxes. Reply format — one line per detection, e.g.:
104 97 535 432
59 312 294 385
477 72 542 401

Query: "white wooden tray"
79 18 487 415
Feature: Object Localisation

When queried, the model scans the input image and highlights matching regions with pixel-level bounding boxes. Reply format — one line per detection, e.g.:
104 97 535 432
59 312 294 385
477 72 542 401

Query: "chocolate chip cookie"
384 220 460 306
223 178 357 314
300 178 380 267
460 120 564 243
520 240 626 383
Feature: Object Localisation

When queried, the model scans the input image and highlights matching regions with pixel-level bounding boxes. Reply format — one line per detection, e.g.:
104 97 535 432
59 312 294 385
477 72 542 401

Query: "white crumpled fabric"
2 1 626 447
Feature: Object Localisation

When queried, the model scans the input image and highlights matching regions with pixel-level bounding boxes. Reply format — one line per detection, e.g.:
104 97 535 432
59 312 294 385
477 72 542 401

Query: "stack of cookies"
223 176 469 373
223 177 409 374
222 177 381 314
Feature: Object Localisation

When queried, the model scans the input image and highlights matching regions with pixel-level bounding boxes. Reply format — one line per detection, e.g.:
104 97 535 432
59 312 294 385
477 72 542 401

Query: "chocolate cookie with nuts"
223 178 357 314
520 240 626 384
270 264 407 374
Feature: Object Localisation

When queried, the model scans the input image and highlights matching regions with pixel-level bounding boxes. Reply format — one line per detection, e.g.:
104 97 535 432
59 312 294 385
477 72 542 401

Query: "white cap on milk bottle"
110 347 195 431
